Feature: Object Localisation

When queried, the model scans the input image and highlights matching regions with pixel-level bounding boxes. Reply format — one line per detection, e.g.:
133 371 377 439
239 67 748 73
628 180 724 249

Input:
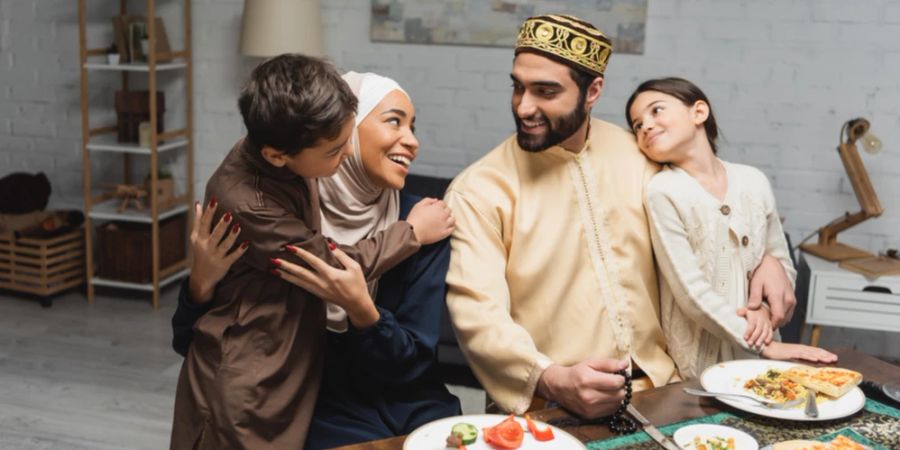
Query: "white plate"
403 414 586 450
674 424 758 450
700 359 865 421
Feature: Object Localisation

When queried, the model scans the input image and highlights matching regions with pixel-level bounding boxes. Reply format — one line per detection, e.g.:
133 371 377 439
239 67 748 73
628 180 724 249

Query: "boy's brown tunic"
170 139 420 449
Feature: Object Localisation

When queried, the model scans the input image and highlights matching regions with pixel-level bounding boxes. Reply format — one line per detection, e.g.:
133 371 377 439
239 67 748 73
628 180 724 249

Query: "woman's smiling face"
357 89 419 190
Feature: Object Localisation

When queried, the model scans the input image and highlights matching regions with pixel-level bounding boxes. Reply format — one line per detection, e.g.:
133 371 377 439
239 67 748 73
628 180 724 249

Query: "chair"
779 232 808 343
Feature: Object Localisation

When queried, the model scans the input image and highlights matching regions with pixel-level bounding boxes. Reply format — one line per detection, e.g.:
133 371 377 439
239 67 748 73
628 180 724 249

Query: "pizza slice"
772 436 866 450
783 365 863 398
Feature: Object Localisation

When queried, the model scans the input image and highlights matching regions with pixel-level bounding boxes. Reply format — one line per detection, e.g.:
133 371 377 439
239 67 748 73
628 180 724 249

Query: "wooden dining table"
334 348 900 449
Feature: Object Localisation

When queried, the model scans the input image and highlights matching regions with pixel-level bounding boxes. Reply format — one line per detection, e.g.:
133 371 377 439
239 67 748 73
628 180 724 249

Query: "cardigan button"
742 236 749 246
720 205 731 215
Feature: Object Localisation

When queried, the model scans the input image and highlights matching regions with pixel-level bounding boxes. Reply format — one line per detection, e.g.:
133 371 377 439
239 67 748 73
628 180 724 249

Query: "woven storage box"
0 229 85 296
96 214 185 283
114 90 165 143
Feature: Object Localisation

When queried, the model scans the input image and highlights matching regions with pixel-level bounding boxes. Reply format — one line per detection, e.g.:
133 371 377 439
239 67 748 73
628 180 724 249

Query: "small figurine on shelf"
106 43 120 65
115 184 148 213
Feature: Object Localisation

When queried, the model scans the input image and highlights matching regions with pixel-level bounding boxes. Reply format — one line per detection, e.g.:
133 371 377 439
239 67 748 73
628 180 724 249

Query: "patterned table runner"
587 399 900 449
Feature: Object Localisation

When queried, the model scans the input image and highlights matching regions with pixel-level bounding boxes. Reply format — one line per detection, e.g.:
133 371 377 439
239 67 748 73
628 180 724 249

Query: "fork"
683 387 804 409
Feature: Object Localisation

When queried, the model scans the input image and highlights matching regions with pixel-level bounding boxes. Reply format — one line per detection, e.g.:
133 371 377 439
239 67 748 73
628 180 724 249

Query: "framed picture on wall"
370 0 648 54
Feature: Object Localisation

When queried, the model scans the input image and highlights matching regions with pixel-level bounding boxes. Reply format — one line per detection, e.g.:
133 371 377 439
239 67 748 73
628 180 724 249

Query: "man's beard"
514 105 588 153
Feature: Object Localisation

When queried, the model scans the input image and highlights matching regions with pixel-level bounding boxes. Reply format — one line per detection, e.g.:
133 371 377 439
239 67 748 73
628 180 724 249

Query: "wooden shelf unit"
77 0 194 308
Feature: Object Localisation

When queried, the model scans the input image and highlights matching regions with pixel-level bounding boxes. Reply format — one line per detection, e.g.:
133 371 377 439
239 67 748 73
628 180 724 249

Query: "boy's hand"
406 197 455 245
738 306 773 350
273 245 380 328
188 200 248 303
761 342 838 363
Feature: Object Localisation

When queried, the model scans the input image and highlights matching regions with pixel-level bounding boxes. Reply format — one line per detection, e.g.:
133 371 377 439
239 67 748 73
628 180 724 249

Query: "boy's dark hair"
625 77 720 154
238 54 357 156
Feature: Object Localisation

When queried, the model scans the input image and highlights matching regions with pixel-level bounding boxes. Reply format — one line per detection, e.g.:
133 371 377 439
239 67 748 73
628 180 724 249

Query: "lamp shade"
240 0 324 57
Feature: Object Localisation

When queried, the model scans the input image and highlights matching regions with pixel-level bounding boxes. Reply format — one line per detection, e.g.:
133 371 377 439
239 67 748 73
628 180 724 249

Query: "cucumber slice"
451 422 478 445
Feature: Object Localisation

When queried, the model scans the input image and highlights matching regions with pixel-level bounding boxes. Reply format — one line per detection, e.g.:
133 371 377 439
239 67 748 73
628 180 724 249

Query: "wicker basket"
0 229 85 296
95 214 186 283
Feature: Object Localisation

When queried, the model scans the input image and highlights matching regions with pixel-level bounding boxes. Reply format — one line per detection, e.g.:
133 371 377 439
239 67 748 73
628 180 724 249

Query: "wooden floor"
0 284 487 450
0 285 184 450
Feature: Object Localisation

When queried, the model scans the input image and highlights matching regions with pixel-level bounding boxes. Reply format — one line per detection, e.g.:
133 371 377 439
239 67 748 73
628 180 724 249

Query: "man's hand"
187 200 247 303
273 245 379 328
747 254 796 328
536 359 627 419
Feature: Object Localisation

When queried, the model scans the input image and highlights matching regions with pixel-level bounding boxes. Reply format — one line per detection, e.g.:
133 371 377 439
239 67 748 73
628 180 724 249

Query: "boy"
170 54 437 449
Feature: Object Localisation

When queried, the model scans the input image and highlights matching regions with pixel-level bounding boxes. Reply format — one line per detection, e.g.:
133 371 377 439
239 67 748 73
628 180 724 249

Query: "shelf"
88 198 189 223
86 134 188 155
83 60 188 72
91 267 189 292
78 0 194 308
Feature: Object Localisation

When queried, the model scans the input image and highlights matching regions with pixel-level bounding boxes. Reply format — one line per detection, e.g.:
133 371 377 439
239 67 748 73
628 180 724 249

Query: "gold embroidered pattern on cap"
515 14 613 76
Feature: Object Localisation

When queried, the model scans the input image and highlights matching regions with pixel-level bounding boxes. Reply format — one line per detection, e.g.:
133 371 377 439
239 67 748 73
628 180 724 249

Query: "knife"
626 404 682 450
804 389 819 418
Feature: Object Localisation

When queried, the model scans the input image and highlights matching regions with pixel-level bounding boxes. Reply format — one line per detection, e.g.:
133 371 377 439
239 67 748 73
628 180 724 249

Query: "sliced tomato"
524 414 555 441
483 415 524 449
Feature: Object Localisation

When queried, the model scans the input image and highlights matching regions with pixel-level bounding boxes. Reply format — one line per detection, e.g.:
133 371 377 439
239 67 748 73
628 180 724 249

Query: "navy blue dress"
171 192 461 449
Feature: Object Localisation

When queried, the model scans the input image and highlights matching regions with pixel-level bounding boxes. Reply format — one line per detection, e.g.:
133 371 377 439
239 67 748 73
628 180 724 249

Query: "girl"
625 77 836 379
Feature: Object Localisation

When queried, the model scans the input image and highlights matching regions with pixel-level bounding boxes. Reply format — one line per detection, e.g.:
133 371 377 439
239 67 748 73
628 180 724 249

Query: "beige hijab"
318 71 408 332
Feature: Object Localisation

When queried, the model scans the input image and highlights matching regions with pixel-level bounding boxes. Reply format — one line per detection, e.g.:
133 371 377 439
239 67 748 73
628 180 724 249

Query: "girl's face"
357 90 418 190
628 90 709 164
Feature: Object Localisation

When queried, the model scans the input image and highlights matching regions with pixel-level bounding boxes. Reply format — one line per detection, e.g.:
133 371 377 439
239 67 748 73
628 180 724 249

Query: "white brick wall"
1 1 899 352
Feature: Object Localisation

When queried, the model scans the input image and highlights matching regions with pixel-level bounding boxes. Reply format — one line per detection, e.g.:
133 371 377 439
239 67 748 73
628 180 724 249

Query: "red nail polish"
209 197 218 208
285 244 297 253
223 212 232 223
327 241 336 251
240 241 249 249
269 257 281 266
270 269 280 276
232 223 240 233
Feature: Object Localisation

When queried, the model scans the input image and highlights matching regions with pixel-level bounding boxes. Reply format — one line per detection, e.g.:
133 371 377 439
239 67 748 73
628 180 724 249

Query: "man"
444 14 796 419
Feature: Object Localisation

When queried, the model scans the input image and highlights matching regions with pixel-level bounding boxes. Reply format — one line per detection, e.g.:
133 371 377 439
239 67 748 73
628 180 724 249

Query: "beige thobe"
445 119 679 413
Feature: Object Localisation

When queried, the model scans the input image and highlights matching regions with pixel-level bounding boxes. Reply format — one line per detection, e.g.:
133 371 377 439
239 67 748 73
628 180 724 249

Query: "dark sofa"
402 174 481 388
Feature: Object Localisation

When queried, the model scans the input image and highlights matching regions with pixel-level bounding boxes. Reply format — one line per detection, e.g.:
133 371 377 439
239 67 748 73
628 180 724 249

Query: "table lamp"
240 0 324 57
800 118 883 261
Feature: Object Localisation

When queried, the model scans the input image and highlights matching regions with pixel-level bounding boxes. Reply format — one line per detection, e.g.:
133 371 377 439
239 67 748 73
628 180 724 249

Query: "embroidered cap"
515 14 613 77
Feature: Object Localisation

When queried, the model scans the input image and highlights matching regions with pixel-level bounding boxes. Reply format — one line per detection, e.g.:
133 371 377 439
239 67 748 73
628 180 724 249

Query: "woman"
172 72 461 448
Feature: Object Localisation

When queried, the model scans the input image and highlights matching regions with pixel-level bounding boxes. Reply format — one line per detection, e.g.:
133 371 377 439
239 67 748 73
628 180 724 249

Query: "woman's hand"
738 306 773 350
187 199 248 303
761 342 837 363
406 197 455 245
272 245 380 328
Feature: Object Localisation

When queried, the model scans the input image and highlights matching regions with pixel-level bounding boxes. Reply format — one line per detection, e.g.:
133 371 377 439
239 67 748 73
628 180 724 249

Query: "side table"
797 252 900 346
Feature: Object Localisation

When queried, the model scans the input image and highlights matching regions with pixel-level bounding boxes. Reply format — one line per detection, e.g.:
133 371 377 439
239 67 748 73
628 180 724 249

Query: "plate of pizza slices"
700 360 865 421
